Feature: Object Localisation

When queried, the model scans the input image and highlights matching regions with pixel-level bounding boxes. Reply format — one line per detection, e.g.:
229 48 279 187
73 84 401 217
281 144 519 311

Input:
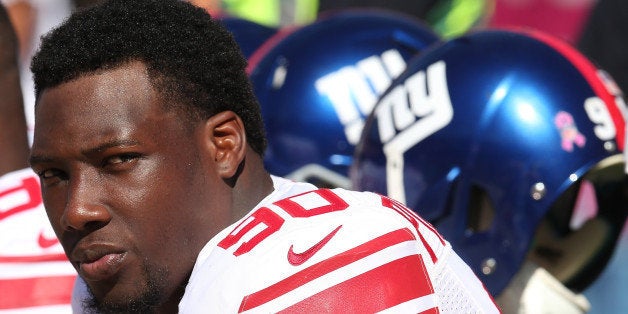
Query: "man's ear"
203 111 246 179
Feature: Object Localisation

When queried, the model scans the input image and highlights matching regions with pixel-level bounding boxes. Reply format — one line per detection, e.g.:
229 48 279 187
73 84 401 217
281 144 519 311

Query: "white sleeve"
432 249 500 313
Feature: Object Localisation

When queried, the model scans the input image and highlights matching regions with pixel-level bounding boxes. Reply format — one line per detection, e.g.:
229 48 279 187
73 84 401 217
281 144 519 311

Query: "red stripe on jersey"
381 196 446 263
277 254 437 313
418 231 438 263
382 196 446 245
0 253 68 263
0 275 75 309
239 228 417 312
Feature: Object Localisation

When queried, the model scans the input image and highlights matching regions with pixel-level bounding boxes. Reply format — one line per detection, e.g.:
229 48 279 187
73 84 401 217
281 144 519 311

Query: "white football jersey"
178 176 499 313
0 168 75 313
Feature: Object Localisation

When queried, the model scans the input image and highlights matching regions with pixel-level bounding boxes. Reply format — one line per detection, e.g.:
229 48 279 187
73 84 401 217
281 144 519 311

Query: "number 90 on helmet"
248 9 441 188
352 29 628 298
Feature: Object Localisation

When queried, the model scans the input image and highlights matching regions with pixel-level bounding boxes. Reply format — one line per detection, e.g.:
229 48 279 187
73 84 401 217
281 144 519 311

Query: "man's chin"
82 264 169 313
83 290 162 314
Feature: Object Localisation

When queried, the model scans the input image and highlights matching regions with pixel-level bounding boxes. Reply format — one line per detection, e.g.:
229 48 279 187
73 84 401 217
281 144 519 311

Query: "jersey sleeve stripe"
238 228 417 312
382 196 446 246
0 275 75 309
276 255 437 313
380 196 446 263
0 253 68 263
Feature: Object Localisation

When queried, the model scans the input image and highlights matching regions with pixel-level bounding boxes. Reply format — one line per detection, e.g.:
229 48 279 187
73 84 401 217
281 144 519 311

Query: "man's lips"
73 247 127 282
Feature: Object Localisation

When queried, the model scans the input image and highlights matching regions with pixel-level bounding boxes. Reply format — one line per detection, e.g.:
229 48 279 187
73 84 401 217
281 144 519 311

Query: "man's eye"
106 154 140 166
38 169 67 181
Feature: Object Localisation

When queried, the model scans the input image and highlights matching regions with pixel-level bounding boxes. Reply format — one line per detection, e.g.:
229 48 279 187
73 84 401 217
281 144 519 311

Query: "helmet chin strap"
496 261 591 314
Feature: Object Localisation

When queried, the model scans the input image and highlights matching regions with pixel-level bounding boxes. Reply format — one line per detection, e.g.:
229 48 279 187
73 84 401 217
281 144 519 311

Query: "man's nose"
61 171 111 232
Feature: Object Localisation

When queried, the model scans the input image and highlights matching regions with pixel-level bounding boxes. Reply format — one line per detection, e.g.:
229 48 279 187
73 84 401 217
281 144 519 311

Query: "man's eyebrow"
28 139 141 166
82 139 141 155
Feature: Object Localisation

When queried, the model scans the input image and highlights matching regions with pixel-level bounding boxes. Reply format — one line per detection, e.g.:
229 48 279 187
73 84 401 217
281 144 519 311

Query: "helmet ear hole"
466 185 495 233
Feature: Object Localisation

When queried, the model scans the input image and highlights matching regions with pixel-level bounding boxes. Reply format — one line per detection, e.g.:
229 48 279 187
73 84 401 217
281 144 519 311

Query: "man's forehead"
32 64 168 147
36 63 158 114
37 60 152 100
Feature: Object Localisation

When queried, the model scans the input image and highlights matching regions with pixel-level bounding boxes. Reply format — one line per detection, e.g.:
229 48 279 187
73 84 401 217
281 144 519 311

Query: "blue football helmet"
248 9 441 188
352 29 628 296
219 16 277 58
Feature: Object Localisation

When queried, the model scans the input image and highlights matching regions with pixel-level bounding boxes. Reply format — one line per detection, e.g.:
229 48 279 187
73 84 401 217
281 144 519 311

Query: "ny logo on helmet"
315 49 407 146
374 61 454 203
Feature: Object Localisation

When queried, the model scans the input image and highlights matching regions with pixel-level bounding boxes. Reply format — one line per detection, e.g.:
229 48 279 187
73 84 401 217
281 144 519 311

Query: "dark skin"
29 61 274 313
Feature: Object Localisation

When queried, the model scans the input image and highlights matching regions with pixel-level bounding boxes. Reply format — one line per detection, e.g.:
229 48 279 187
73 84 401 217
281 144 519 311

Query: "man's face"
29 62 228 310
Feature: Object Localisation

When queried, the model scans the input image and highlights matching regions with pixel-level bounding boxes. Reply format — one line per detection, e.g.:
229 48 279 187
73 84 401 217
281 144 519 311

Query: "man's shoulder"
248 187 437 242
267 185 424 226
214 187 415 256
181 187 453 312
215 187 449 262
271 188 448 276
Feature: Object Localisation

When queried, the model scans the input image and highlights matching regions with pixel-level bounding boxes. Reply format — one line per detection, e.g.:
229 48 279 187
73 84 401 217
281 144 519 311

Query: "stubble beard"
82 261 170 314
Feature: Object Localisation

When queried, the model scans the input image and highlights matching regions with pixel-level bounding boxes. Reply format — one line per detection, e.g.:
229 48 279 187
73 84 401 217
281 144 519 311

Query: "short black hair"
31 0 267 155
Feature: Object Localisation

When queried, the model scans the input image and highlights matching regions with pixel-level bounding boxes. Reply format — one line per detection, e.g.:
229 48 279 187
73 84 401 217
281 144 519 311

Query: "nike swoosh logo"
38 231 59 249
287 225 342 266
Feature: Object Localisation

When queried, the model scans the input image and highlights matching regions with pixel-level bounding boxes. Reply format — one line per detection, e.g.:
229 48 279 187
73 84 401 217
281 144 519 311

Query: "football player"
28 0 499 312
